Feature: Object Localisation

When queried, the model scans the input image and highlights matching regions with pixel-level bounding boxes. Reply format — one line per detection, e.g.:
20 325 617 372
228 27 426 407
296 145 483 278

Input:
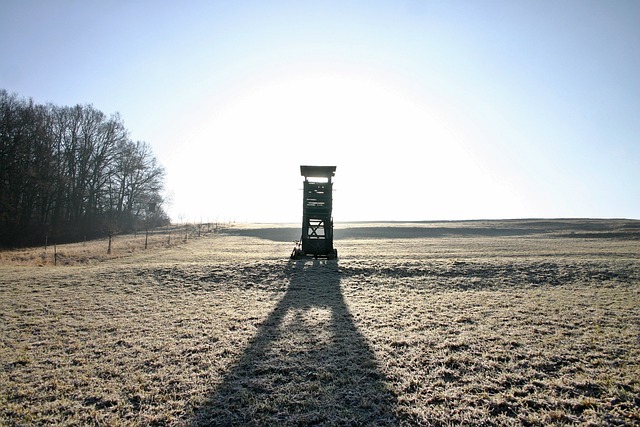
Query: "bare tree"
0 90 169 247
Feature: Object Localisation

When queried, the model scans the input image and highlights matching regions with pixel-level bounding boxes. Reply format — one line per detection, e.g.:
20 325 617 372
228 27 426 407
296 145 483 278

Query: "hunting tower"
291 165 337 259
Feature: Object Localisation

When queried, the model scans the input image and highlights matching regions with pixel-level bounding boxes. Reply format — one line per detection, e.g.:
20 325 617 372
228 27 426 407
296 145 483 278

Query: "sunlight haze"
2 1 638 222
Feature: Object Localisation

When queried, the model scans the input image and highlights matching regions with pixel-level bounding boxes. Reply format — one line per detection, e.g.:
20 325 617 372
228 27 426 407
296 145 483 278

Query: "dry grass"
1 220 639 425
0 223 223 266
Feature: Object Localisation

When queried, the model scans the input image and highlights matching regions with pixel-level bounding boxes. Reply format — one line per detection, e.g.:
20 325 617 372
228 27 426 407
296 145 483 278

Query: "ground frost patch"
1 223 639 425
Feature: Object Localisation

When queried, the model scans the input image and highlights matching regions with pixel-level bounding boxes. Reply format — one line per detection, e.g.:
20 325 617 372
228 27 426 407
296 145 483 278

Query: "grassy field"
0 223 222 267
1 220 639 425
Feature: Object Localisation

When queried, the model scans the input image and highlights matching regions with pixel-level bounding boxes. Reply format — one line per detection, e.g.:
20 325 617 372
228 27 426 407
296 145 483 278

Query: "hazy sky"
2 1 638 222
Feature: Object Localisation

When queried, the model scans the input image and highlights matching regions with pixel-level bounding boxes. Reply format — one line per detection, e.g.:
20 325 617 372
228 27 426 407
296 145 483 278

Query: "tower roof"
300 165 336 178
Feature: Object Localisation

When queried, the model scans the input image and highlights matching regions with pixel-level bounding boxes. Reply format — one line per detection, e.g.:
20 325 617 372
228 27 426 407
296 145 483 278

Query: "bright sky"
2 1 639 222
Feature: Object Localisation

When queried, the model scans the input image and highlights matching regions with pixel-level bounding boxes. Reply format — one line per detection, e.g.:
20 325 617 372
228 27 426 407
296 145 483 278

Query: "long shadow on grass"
190 259 398 426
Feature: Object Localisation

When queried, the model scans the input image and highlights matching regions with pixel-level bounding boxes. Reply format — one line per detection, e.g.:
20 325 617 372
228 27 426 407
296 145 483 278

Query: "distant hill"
224 219 640 242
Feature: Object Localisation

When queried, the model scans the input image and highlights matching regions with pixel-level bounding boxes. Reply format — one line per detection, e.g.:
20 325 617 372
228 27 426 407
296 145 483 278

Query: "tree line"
0 89 170 248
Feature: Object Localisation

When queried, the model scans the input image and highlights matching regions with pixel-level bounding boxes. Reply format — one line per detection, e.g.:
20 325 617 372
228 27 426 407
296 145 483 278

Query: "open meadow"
1 219 639 426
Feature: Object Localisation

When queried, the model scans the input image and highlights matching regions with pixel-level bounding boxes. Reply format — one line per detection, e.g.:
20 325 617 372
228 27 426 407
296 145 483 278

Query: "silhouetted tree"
0 90 169 247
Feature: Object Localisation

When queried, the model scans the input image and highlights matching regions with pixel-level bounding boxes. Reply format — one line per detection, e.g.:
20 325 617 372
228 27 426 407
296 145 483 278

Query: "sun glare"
164 69 524 222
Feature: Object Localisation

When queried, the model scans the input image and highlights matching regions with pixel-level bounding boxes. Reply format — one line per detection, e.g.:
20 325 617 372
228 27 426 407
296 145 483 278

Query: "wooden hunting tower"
291 165 337 259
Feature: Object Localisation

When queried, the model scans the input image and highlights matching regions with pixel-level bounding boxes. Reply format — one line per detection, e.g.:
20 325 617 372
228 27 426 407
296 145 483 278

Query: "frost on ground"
1 220 639 426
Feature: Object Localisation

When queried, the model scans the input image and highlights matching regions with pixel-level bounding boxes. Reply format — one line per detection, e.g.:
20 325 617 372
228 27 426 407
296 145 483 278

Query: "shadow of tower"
190 260 398 426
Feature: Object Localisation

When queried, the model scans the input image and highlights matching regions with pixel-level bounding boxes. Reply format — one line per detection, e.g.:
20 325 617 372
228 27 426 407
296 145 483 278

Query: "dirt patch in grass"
1 221 639 425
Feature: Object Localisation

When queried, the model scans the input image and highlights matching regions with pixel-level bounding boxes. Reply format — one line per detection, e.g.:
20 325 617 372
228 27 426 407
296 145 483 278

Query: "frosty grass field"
1 219 639 426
